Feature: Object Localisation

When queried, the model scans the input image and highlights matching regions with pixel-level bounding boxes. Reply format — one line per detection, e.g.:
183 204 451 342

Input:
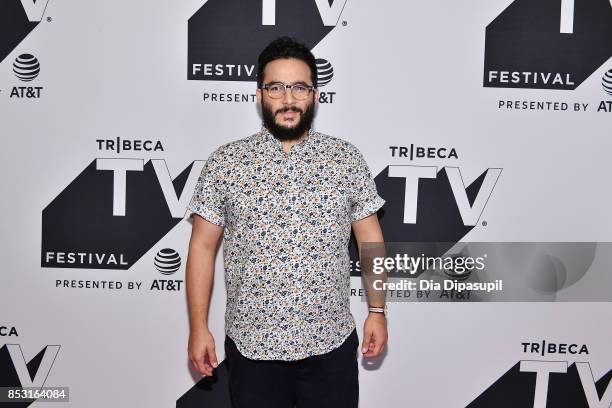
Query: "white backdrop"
2 0 611 407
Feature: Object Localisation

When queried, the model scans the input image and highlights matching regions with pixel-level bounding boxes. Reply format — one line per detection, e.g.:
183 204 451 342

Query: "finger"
194 356 207 376
189 355 201 374
364 340 376 357
364 335 384 357
371 340 384 356
202 348 217 375
207 345 219 369
201 358 212 376
371 334 389 356
361 331 372 354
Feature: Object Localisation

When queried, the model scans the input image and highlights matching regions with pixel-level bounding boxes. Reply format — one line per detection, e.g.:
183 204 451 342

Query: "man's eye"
269 85 283 92
294 85 307 92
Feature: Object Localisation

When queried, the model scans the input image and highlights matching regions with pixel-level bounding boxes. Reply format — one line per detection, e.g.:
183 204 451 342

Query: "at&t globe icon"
602 69 612 96
316 58 334 86
154 248 182 275
13 54 40 82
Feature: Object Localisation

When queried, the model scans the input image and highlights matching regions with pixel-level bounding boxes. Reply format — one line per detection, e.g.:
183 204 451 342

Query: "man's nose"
282 87 295 104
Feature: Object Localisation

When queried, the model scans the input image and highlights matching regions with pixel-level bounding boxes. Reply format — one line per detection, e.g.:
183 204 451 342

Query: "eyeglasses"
260 82 316 100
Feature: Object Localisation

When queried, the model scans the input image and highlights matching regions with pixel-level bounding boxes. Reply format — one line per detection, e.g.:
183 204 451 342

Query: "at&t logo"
9 53 43 98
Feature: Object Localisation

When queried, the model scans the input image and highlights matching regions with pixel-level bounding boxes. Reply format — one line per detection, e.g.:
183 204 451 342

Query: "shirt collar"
260 124 315 156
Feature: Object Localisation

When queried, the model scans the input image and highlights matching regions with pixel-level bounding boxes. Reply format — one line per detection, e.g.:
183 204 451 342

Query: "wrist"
189 323 209 334
368 311 387 321
368 304 388 318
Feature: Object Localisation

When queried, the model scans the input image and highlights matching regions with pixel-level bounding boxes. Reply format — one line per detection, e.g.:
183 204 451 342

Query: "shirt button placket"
287 151 302 290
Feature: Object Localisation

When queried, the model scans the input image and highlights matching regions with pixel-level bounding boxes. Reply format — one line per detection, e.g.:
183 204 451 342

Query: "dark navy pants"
224 329 359 408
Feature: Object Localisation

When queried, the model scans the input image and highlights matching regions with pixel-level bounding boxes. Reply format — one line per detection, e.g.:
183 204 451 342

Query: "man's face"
257 58 319 141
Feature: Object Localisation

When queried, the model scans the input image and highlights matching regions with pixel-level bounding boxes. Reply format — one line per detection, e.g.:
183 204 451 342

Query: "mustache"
275 106 303 115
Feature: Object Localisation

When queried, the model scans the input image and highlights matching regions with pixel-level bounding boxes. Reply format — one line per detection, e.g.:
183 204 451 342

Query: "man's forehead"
263 58 312 83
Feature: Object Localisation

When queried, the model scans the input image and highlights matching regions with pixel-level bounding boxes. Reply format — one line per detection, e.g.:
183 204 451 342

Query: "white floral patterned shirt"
186 125 385 360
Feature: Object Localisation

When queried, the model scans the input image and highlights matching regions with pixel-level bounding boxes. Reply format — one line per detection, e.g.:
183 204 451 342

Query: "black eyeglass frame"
259 82 317 99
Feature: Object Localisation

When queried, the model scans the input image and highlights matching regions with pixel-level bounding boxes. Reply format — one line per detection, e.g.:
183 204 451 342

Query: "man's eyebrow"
266 80 311 86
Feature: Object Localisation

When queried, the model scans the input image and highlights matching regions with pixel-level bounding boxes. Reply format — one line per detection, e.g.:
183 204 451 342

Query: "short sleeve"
185 149 226 227
348 147 385 222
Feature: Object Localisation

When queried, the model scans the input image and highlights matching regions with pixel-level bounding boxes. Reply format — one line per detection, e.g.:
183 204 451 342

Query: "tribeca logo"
42 159 206 270
484 0 612 90
188 0 347 81
96 137 165 153
522 340 589 357
0 0 51 64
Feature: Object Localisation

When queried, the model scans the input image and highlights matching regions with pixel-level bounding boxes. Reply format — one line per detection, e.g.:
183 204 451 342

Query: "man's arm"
352 213 388 358
186 215 224 376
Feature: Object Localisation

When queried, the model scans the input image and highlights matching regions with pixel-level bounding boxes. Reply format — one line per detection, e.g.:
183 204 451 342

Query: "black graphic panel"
188 0 337 81
467 362 612 408
0 345 43 408
0 0 39 63
484 0 612 89
349 167 488 275
176 360 231 408
41 160 191 269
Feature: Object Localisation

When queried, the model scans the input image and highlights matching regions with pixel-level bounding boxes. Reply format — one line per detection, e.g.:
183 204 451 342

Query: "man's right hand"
188 328 219 376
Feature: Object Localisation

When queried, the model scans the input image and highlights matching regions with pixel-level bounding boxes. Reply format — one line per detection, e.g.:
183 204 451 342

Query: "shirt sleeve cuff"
184 204 226 227
351 196 385 222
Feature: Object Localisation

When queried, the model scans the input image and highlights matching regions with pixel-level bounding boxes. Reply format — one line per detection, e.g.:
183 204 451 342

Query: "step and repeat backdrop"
2 0 612 407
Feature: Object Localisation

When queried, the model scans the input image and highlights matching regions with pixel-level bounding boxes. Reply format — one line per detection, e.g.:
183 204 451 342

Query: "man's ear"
256 87 262 104
314 88 320 105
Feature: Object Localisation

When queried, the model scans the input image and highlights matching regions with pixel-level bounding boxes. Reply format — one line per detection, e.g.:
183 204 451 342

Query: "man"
185 37 387 408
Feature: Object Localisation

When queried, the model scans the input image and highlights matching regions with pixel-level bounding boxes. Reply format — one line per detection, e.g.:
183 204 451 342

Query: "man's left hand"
361 313 388 357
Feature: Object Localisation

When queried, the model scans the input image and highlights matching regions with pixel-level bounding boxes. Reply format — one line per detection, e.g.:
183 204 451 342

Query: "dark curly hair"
256 36 318 88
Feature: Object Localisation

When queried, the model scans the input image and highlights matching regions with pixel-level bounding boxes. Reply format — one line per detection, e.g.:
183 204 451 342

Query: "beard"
262 98 315 142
